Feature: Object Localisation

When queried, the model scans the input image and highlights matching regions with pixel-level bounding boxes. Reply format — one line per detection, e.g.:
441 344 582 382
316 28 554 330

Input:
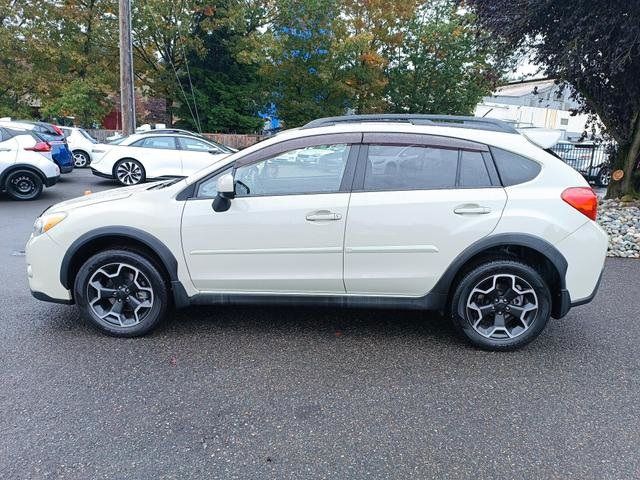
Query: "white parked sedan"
89 133 231 185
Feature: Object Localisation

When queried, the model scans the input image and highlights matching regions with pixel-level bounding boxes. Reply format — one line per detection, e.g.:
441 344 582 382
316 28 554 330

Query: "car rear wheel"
450 259 551 351
73 150 91 168
596 166 611 187
5 170 43 201
114 159 145 186
74 249 168 337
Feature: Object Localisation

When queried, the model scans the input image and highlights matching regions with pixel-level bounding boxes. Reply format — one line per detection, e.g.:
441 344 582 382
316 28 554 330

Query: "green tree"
41 79 112 126
0 0 118 124
174 1 266 133
132 0 205 125
258 0 351 127
464 0 640 198
386 1 500 115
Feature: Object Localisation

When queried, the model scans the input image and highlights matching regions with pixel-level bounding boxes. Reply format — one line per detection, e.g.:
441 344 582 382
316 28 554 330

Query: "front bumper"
26 232 73 304
90 168 113 180
58 163 74 174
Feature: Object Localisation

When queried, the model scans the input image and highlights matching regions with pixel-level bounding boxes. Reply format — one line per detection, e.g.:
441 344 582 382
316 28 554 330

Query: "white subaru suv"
26 115 607 350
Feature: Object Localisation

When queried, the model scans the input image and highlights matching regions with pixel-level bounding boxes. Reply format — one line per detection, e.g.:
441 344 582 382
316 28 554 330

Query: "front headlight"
33 212 67 237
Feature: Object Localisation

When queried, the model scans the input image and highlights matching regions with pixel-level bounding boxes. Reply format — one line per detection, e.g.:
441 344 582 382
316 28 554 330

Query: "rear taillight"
561 187 598 221
52 125 63 136
25 141 52 153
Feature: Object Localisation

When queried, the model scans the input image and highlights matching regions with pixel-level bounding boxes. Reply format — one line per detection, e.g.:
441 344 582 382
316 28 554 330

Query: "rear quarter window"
490 147 541 186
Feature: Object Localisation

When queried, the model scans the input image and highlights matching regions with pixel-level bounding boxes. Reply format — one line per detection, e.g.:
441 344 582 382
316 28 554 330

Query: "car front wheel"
450 259 551 351
114 159 145 186
74 249 168 337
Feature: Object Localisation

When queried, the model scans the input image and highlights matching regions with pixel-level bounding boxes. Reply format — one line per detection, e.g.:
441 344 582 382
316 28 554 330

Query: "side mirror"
208 149 221 155
212 173 235 212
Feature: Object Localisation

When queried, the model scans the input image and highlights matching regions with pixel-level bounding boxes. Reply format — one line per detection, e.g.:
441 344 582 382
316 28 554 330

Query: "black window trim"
185 133 363 200
353 142 501 193
178 131 506 200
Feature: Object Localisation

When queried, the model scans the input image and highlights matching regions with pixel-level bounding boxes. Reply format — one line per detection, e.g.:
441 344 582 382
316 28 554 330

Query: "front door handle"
454 204 492 215
306 210 343 222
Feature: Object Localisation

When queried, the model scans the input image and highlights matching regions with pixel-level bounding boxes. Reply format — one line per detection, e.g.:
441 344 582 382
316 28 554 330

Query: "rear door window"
364 145 458 190
459 151 492 188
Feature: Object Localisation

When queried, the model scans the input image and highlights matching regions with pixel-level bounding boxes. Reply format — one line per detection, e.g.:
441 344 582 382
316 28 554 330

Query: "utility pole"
119 0 136 134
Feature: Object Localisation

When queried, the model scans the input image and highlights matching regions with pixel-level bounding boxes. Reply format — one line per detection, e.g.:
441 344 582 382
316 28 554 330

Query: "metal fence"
550 142 613 182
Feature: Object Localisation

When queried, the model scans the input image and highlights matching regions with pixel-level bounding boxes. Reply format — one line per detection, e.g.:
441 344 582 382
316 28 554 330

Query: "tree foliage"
1 0 503 133
463 0 640 197
174 1 267 133
247 0 502 127
131 0 204 125
1 0 117 125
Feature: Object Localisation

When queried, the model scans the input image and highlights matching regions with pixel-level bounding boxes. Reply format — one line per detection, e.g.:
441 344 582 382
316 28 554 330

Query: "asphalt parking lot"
1 169 639 479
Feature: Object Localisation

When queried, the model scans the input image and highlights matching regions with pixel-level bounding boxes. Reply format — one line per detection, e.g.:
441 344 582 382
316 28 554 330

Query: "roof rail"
301 114 518 134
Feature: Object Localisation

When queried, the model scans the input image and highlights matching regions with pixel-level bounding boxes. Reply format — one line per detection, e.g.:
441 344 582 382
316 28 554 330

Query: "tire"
73 150 91 168
114 159 145 186
4 169 44 201
73 249 168 337
450 259 551 351
596 166 611 187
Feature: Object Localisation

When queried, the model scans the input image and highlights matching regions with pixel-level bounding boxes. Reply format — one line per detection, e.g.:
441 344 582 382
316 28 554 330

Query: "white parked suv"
89 133 232 185
1 126 60 200
26 115 607 350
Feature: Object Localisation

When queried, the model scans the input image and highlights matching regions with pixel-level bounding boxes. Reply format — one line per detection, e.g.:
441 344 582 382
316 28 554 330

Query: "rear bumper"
44 174 60 187
58 163 74 174
570 266 604 308
555 221 608 304
90 168 113 179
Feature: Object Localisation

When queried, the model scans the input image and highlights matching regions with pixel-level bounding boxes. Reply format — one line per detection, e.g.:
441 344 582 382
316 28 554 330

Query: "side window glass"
180 137 218 152
491 147 541 186
196 167 232 198
364 145 458 191
459 151 492 188
234 144 350 197
139 136 176 150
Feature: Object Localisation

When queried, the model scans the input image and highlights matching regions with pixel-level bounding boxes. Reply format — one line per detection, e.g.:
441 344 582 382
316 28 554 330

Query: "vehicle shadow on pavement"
164 305 461 344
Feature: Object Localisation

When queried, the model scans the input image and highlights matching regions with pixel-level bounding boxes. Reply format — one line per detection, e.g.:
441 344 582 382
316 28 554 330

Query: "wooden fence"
87 129 266 149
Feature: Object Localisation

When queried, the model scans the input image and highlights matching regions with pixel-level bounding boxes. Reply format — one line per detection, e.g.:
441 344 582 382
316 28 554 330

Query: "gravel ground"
598 200 640 258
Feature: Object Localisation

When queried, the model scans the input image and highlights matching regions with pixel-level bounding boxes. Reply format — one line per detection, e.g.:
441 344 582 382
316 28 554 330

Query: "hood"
47 182 156 213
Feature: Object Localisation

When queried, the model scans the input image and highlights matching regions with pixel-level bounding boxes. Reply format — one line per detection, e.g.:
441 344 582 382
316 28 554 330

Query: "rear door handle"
306 210 342 222
454 204 492 215
0 148 11 152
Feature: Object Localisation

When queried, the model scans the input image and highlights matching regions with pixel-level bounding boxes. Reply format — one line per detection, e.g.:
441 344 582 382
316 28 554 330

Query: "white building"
475 78 594 141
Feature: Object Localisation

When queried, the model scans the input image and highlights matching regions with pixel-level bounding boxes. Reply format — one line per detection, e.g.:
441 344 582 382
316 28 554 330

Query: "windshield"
108 136 128 145
79 129 98 143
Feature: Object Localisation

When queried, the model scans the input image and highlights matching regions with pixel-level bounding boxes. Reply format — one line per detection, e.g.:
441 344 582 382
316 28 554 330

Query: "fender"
60 226 179 289
0 163 47 185
430 232 568 298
